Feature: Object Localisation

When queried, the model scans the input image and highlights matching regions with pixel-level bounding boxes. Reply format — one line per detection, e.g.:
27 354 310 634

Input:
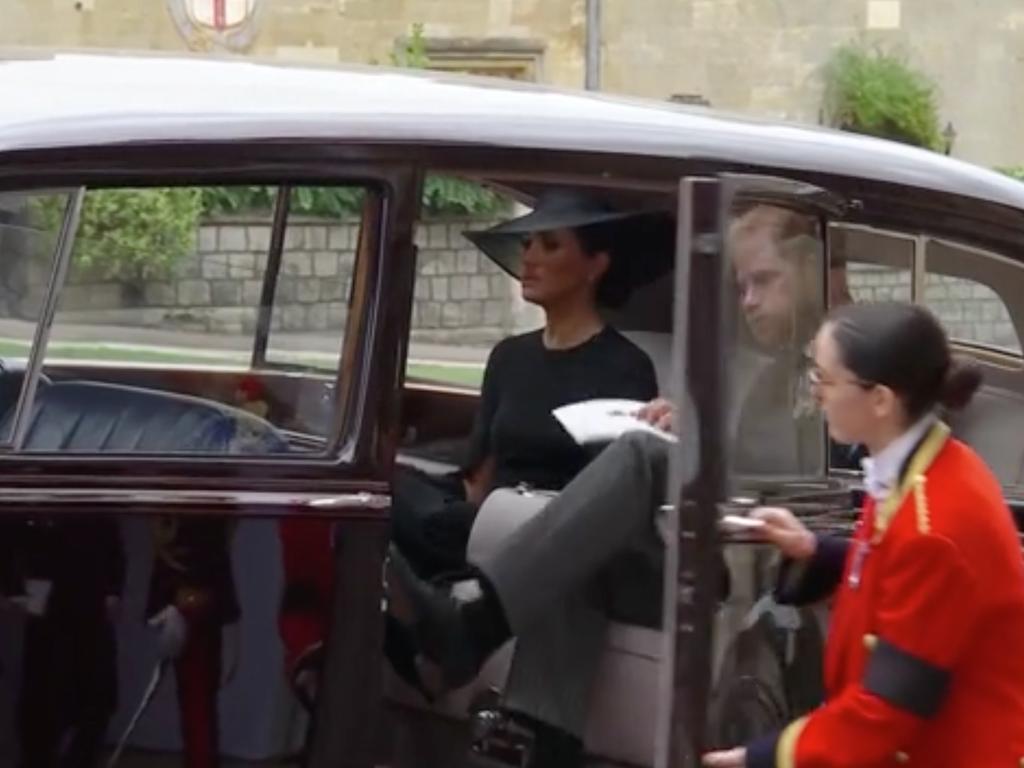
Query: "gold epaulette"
872 422 949 544
914 475 931 534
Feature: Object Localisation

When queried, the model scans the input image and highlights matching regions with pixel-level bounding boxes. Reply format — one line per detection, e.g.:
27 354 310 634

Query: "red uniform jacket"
749 423 1024 767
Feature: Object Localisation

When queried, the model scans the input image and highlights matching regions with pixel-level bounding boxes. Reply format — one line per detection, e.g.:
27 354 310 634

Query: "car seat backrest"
5 380 288 454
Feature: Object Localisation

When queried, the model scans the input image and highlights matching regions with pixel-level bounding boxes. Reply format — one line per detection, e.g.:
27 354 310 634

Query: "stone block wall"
847 264 1020 352
56 216 520 343
48 225 1024 353
411 220 517 344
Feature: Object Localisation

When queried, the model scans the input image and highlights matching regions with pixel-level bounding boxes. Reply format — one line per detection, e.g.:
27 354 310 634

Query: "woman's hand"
750 506 817 560
636 398 676 434
703 747 747 767
462 456 496 506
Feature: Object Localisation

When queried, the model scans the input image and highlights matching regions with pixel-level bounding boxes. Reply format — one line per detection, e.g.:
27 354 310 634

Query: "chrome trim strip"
10 186 83 451
913 232 927 303
0 487 391 509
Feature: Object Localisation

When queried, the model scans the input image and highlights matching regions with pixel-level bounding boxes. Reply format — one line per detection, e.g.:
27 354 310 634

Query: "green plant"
199 186 365 217
33 188 202 285
423 176 511 216
391 21 430 69
998 167 1024 183
821 43 942 150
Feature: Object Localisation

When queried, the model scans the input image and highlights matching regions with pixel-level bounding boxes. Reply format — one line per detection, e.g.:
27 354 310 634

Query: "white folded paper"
552 399 678 446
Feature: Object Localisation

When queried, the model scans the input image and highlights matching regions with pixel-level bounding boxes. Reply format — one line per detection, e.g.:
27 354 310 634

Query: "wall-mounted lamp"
942 121 957 155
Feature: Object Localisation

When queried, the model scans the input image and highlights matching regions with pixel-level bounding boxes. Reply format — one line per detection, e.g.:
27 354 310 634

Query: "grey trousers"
475 431 670 737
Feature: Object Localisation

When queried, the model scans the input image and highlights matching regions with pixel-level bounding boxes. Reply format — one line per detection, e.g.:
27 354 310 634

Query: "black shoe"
386 545 487 691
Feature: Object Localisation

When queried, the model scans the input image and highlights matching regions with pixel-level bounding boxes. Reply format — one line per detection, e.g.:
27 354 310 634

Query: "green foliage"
821 43 943 150
997 167 1024 183
199 186 365 217
390 21 429 69
34 188 202 284
80 188 203 283
423 176 511 216
198 180 507 218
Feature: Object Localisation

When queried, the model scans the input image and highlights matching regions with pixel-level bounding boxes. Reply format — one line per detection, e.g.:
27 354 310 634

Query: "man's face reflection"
730 214 800 349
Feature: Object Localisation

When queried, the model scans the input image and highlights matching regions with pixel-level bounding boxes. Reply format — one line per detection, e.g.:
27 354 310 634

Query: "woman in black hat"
390 190 663 580
385 191 664 717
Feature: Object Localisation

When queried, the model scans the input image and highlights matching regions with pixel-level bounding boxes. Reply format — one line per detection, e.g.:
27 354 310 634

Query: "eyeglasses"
807 366 875 390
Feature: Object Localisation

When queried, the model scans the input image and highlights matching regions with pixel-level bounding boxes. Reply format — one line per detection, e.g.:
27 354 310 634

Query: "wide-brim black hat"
464 189 675 306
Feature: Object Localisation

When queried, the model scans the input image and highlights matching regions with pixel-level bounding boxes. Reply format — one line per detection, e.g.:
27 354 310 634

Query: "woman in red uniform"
705 301 1024 768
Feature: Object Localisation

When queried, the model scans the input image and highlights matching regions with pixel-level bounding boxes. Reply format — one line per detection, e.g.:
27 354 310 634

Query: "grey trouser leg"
474 431 670 736
501 593 607 737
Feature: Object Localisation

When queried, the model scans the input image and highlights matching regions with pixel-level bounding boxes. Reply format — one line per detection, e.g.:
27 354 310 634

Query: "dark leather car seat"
0 359 48 431
5 380 288 454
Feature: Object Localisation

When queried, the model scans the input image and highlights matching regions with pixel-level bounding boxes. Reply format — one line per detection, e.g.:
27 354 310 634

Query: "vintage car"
1 50 1023 768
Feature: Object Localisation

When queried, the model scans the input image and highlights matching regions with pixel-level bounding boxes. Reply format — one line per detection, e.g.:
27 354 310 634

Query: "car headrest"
6 380 288 454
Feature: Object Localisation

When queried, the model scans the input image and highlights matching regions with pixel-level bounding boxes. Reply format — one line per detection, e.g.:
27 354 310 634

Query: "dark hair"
574 218 634 309
827 302 983 420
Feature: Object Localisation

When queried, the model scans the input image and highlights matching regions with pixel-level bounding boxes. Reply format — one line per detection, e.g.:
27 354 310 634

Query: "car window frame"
922 235 1024 362
0 155 420 486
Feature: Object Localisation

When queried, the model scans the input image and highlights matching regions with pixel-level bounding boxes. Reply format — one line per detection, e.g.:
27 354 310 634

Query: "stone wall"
848 264 1020 352
56 216 520 343
411 221 519 343
5 0 1024 166
54 226 1022 351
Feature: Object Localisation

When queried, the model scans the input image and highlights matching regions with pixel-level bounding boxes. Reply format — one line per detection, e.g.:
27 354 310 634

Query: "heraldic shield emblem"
167 0 263 52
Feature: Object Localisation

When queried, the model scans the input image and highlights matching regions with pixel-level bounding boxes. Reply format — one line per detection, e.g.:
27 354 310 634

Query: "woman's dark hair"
827 302 983 420
574 219 633 308
574 213 674 309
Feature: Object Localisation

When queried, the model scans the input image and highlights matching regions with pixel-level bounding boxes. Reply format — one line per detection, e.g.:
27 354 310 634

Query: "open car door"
657 174 857 767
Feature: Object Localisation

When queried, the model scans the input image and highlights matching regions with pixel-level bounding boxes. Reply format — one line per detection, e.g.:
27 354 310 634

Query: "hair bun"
939 361 983 411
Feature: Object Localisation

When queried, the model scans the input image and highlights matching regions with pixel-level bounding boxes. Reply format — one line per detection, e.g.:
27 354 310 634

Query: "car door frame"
0 140 423 768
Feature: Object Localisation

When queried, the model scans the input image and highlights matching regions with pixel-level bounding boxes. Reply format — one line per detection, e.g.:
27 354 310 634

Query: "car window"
830 224 914 308
924 239 1023 356
0 189 70 444
726 204 826 479
26 183 372 454
262 186 365 373
405 175 521 392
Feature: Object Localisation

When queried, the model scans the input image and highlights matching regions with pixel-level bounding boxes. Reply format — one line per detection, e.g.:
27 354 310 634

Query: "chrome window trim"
8 186 83 452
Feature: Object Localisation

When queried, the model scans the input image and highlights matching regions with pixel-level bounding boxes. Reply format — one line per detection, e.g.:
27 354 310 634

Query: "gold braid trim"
872 422 950 544
776 716 809 768
914 475 931 534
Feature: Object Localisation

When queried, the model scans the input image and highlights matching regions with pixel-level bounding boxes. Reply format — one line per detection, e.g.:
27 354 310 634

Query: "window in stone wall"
829 224 914 309
34 183 372 452
405 175 523 391
413 38 545 82
924 239 1022 355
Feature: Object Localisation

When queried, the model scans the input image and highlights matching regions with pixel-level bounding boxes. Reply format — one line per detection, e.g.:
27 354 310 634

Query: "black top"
465 326 658 493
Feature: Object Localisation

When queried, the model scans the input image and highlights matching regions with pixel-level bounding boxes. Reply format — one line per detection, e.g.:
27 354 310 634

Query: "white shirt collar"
860 413 937 502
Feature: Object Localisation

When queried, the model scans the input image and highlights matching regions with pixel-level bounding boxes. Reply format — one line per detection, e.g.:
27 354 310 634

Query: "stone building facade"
4 0 1024 167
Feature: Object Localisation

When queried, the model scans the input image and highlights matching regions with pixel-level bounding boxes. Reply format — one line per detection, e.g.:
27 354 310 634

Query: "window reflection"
726 204 826 478
0 514 320 766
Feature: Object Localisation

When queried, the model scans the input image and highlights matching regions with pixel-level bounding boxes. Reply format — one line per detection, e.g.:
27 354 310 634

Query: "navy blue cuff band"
746 729 780 768
776 535 848 606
